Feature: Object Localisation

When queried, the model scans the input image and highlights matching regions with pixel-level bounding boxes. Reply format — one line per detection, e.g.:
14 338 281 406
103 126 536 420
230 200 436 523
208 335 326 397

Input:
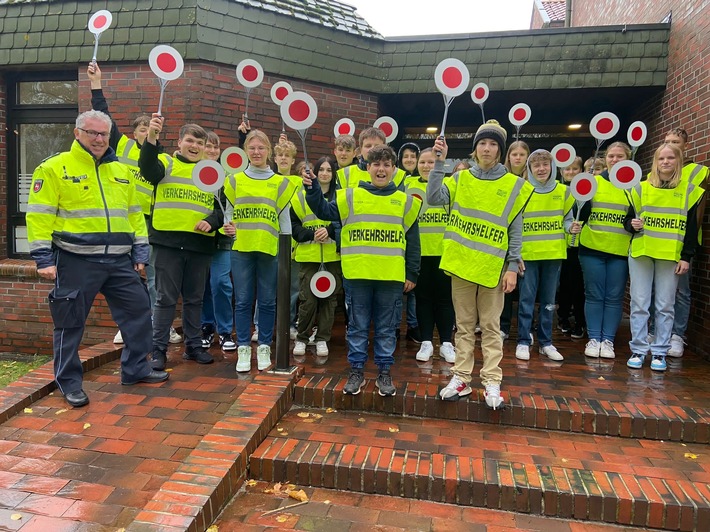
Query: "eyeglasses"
78 128 110 140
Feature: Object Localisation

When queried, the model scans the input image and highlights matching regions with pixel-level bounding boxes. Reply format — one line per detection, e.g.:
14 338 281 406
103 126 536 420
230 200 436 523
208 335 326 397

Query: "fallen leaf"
273 482 282 492
684 453 698 459
297 412 310 418
561 458 569 463
598 376 605 381
55 408 68 415
83 423 91 430
23 408 33 414
166 368 173 372
388 427 399 433
287 484 296 491
275 515 289 523
288 489 309 502
10 514 22 521
276 427 284 432
325 408 337 413
207 526 219 532
246 479 257 487
302 419 315 423
312 414 323 419
281 431 289 436
358 417 366 422
263 489 274 494
323 500 331 504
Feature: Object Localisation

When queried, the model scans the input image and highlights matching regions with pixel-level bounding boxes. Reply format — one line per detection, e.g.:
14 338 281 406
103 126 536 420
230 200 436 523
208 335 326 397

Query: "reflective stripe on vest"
405 178 448 256
521 182 573 261
440 170 533 287
152 157 215 233
226 172 298 255
683 163 708 187
630 181 704 261
291 189 339 263
336 187 420 282
579 176 631 256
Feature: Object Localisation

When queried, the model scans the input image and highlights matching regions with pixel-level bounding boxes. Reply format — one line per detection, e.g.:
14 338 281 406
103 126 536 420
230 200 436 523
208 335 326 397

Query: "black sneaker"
150 348 167 371
201 324 215 348
406 327 422 344
343 369 365 395
558 318 571 333
376 370 396 397
183 346 214 364
570 326 586 339
219 334 237 351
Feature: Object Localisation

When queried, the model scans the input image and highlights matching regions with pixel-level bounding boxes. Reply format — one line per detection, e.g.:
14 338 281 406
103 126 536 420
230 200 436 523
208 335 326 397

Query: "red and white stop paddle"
310 267 337 298
551 143 577 168
470 82 489 123
220 147 249 174
609 159 642 216
281 90 318 171
270 81 293 133
569 172 598 246
192 160 228 222
433 59 470 147
88 10 113 63
508 103 532 141
148 45 184 115
236 59 264 121
373 116 399 144
334 118 356 138
626 121 647 160
588 110 621 183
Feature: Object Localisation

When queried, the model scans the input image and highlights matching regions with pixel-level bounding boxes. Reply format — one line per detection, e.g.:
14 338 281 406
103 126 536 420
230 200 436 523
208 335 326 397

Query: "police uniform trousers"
49 249 153 395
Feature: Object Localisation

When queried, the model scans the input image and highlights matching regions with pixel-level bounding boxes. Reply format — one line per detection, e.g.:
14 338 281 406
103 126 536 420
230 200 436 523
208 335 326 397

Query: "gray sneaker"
343 369 365 395
376 371 396 397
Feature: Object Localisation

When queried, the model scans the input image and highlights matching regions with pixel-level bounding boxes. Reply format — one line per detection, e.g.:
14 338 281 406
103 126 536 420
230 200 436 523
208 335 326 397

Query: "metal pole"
274 233 293 371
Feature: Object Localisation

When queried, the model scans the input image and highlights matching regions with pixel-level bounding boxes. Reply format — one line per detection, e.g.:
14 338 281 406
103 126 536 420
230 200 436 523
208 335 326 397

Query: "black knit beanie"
473 120 507 154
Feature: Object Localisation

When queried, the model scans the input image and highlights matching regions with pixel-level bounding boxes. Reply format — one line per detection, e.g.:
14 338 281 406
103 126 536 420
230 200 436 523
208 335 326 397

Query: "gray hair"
76 110 112 130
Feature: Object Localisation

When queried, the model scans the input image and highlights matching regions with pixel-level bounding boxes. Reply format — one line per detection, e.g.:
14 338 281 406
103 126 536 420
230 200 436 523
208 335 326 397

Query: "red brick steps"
294 374 710 444
249 407 710 530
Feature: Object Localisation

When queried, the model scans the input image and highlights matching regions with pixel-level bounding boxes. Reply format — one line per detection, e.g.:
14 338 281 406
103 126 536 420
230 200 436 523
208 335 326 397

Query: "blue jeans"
672 260 691 337
517 259 561 347
344 279 403 371
628 256 679 357
201 249 234 335
145 246 157 310
579 252 628 343
232 251 278 346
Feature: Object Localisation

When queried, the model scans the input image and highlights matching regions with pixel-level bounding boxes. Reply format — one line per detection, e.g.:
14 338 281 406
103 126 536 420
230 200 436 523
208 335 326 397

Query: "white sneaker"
584 339 601 358
113 330 124 344
668 334 684 358
316 341 329 357
289 327 298 340
440 342 456 363
256 344 272 371
236 345 251 372
484 383 503 410
416 341 433 362
515 344 530 360
251 329 259 343
439 375 472 400
169 327 182 344
600 340 615 359
293 341 306 356
540 345 564 361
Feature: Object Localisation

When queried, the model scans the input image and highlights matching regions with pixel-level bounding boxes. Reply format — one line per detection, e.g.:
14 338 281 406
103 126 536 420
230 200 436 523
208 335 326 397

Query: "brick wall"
573 0 710 358
530 2 546 30
0 61 379 354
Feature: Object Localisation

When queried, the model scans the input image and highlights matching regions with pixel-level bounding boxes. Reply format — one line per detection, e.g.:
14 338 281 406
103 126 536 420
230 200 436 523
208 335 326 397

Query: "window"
6 72 78 257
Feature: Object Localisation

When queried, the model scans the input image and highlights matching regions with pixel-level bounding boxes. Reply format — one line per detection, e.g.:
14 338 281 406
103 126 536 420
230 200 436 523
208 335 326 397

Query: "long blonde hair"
649 143 683 189
504 140 530 177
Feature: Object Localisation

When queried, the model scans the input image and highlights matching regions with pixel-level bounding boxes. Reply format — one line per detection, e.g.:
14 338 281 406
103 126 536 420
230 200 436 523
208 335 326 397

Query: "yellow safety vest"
630 181 704 261
405 177 449 256
291 188 339 263
27 140 147 256
337 164 406 189
522 182 574 261
115 135 157 216
682 162 708 187
225 171 298 255
336 187 420 282
440 170 533 288
152 157 216 235
579 176 631 257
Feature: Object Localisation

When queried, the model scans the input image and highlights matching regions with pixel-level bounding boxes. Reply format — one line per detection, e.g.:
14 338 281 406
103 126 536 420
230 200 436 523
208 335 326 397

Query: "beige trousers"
451 275 505 386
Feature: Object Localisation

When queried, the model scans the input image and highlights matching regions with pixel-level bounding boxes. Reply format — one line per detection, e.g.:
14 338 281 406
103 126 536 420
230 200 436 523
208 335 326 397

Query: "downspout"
566 0 572 27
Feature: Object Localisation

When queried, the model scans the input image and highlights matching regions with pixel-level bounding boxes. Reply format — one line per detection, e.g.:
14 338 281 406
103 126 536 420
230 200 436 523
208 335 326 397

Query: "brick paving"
0 314 708 530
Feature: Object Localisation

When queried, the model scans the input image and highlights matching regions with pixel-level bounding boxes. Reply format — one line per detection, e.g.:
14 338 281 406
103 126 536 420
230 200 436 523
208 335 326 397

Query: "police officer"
26 110 169 408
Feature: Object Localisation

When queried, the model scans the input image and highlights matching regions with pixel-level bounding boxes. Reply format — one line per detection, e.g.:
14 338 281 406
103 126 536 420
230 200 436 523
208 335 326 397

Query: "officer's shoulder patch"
33 179 44 193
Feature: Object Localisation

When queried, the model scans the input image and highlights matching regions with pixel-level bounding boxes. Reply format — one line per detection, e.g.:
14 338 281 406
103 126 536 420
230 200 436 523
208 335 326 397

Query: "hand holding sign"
569 172 598 246
192 159 228 224
236 59 264 121
148 45 184 115
88 10 113 63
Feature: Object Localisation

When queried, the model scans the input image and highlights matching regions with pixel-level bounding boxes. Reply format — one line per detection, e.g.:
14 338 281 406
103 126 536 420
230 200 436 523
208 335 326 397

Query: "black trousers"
413 255 455 343
49 250 153 394
557 247 586 326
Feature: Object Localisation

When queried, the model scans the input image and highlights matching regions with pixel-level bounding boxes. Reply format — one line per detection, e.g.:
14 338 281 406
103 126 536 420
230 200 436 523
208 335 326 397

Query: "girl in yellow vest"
223 130 299 373
515 150 579 362
625 143 704 371
291 156 342 359
429 121 534 409
578 142 634 360
405 148 456 363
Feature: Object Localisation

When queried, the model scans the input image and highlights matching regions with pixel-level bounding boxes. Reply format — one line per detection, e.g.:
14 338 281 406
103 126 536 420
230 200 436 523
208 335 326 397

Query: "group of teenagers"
88 63 706 409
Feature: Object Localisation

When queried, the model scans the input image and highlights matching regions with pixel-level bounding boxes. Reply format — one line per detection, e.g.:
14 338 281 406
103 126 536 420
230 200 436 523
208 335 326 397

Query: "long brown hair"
504 140 530 177
649 143 683 189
